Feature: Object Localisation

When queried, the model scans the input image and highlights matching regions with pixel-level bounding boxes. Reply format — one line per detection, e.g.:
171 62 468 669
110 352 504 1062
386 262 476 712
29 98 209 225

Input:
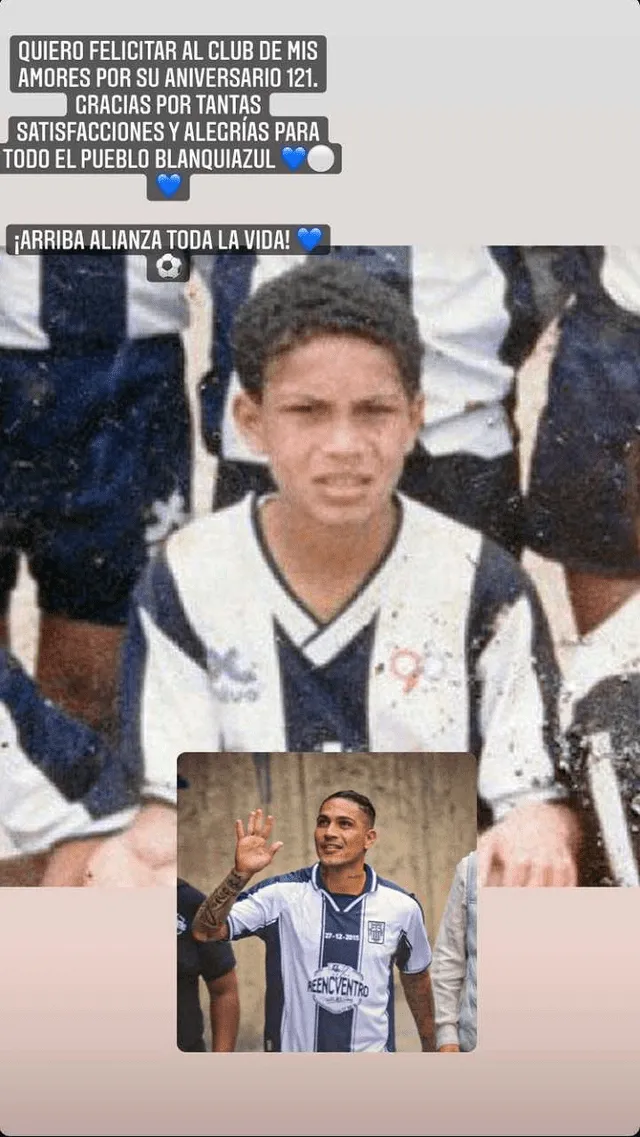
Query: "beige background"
0 888 638 1135
177 751 476 1050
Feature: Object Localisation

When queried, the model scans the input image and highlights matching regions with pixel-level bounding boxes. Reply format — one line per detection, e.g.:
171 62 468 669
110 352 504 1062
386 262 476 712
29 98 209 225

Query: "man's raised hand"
234 809 284 877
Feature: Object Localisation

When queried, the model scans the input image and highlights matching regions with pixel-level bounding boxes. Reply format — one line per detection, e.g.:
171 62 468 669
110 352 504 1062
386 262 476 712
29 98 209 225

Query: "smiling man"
82 258 578 889
191 795 435 1053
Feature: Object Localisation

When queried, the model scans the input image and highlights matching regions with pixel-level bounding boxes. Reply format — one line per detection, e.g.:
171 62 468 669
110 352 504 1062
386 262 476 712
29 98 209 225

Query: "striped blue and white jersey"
208 247 526 464
122 493 565 825
0 252 213 351
0 652 137 855
227 862 431 1052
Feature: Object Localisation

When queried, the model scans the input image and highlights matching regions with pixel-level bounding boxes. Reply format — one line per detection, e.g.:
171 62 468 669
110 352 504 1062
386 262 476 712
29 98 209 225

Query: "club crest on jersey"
177 913 187 935
206 646 260 703
367 920 386 944
307 963 370 1014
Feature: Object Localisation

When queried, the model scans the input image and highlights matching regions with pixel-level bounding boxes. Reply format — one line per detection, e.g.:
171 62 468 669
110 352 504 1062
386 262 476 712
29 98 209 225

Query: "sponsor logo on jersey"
367 920 386 944
177 913 187 935
307 962 370 1013
389 647 423 693
206 646 260 703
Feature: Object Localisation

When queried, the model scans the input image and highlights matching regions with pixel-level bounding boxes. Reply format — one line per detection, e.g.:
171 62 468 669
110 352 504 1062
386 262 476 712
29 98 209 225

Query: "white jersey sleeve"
120 547 222 806
392 892 432 974
0 653 137 854
413 247 516 459
466 538 567 821
227 877 293 940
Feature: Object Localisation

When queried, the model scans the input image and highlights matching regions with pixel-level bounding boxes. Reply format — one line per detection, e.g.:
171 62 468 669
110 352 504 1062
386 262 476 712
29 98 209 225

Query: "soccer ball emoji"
156 252 183 280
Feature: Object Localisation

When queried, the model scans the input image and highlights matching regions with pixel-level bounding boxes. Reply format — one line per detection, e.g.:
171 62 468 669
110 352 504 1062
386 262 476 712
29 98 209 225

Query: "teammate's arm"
399 968 436 1053
206 969 240 1053
474 552 581 886
83 801 177 887
41 836 112 887
430 863 466 1051
192 809 283 941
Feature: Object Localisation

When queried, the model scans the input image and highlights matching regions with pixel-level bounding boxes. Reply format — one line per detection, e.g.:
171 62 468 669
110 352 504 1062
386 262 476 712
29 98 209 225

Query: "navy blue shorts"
525 300 640 577
0 335 191 624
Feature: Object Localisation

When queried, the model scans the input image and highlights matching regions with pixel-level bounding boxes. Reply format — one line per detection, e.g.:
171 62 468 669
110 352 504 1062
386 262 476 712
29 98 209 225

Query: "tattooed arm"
191 867 250 941
400 968 437 1053
192 809 283 942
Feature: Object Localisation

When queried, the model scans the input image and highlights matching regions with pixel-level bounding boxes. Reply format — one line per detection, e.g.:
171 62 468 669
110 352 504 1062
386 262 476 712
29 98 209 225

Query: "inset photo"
177 751 477 1054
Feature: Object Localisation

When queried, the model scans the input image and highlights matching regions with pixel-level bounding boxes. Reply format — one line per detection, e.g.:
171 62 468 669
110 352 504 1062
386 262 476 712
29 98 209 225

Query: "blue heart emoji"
156 172 181 197
297 227 323 252
282 146 307 171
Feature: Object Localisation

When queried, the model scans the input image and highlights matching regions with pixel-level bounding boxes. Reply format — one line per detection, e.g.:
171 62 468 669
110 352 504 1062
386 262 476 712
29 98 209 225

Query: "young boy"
83 258 578 888
204 246 534 557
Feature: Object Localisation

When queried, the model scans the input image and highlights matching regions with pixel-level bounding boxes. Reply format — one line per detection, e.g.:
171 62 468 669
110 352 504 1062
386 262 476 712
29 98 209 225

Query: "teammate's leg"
35 616 125 736
3 339 191 884
30 336 192 735
564 571 640 637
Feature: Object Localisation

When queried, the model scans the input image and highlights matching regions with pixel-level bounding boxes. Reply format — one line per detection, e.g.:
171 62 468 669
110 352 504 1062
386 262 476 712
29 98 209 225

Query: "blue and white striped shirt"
121 493 566 828
0 252 213 351
228 862 432 1052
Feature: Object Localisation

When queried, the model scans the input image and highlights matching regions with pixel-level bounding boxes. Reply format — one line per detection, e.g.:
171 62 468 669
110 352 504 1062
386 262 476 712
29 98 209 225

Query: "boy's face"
234 333 424 531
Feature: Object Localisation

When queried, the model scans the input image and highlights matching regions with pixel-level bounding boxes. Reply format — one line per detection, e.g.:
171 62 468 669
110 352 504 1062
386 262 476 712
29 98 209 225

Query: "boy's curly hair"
231 258 424 399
